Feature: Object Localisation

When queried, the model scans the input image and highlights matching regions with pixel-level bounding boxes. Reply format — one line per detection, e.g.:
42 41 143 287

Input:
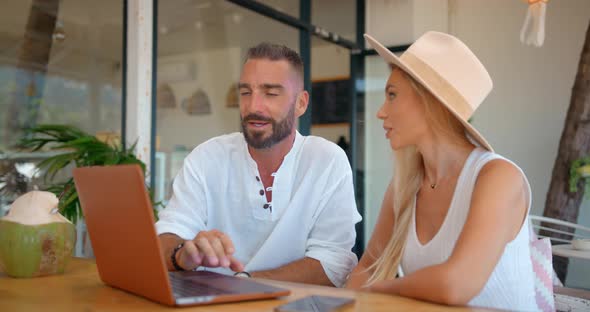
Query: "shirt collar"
242 131 303 175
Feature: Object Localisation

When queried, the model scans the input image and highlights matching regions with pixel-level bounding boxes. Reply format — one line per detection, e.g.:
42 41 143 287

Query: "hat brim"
364 34 493 152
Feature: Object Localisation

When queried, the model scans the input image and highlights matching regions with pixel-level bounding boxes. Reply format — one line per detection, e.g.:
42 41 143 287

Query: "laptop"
73 164 290 306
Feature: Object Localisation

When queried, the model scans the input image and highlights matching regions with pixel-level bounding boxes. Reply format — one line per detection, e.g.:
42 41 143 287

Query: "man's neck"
248 131 297 176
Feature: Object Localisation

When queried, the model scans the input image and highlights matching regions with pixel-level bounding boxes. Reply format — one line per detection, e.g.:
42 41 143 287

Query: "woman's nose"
376 104 387 120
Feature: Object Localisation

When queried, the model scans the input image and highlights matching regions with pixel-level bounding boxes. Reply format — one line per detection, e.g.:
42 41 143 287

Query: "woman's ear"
295 91 309 118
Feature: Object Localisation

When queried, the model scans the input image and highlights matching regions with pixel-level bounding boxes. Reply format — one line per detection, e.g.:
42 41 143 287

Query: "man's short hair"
245 42 304 86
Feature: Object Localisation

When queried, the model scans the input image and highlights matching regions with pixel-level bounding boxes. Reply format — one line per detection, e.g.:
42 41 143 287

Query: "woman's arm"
346 181 396 289
367 159 529 305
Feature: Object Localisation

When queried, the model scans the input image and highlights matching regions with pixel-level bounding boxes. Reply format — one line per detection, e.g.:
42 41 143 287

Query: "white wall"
364 0 590 289
448 0 589 216
311 41 350 80
157 47 243 153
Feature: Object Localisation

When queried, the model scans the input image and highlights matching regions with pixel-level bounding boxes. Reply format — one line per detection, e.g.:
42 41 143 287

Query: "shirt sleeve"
304 153 362 287
155 151 207 240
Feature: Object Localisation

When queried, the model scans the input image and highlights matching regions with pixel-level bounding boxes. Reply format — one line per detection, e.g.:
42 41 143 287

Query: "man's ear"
295 91 309 118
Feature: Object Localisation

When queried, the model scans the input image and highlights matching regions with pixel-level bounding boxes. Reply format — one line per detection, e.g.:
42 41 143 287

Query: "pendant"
430 183 436 189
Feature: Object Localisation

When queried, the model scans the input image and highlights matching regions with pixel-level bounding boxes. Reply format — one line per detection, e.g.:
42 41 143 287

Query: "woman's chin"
390 140 406 151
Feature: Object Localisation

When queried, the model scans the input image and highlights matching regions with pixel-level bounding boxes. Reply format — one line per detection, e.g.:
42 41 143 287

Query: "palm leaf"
37 152 77 181
18 124 159 223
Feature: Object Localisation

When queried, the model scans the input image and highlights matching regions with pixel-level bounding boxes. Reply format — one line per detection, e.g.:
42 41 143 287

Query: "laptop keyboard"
169 274 233 298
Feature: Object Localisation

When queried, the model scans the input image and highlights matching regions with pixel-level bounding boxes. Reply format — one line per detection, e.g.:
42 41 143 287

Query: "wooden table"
0 258 489 311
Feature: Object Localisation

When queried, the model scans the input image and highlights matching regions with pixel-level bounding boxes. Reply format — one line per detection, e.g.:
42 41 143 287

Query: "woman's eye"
387 92 396 100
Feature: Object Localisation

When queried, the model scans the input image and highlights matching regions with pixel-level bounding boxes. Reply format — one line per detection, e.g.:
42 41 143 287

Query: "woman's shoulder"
475 151 527 187
480 157 523 181
467 151 531 245
472 152 530 218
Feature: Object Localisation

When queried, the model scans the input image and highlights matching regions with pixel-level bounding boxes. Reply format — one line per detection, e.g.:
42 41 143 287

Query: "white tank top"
400 148 537 311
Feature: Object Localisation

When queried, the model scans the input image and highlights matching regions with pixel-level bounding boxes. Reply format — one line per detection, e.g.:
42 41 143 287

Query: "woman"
346 32 537 310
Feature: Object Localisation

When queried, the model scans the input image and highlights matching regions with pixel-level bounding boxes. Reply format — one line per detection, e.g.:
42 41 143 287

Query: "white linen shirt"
155 131 361 287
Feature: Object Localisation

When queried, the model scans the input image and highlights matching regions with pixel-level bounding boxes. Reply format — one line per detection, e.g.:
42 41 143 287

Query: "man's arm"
251 257 333 286
159 231 244 272
156 147 208 270
160 233 184 271
299 150 361 287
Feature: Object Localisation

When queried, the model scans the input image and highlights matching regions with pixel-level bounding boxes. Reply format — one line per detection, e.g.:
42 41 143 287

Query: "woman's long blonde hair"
365 65 470 285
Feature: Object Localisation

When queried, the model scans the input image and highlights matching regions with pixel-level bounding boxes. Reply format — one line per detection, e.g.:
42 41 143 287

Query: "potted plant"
17 124 160 223
569 156 590 198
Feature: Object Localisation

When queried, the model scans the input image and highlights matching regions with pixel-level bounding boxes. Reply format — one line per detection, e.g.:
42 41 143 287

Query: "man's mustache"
242 114 274 123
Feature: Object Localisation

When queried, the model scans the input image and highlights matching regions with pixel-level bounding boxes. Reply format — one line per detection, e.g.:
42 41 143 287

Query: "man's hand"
176 230 244 272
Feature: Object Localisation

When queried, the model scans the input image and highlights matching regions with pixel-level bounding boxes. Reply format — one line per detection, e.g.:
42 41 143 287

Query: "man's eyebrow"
238 83 284 90
261 83 284 90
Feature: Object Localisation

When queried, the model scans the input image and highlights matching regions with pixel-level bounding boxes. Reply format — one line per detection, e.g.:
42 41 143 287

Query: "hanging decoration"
181 88 211 115
225 83 239 108
520 0 548 47
157 83 176 109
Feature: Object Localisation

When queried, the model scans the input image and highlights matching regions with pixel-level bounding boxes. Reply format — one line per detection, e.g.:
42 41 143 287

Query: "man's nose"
250 91 265 112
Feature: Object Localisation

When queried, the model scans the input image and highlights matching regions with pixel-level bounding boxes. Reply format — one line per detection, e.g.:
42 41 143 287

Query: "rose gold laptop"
73 164 290 306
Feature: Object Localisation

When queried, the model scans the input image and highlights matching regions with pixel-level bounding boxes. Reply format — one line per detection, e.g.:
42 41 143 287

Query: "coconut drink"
0 191 76 278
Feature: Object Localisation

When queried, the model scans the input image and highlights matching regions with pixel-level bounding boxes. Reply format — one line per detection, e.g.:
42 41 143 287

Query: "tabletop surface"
0 257 491 312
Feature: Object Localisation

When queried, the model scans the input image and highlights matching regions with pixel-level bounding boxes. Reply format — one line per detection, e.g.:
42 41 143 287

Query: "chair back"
529 215 590 244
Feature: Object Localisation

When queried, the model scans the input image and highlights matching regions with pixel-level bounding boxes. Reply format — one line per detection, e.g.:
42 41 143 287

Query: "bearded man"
156 43 361 287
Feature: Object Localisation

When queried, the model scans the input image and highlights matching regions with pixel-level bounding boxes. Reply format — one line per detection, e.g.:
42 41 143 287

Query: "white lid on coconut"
2 191 72 225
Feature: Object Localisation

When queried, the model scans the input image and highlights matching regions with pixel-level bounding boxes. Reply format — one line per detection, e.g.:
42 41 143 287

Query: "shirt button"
263 204 270 209
256 176 260 182
259 190 264 196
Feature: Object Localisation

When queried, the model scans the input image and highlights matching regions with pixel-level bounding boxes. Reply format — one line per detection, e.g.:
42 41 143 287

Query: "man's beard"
241 104 295 149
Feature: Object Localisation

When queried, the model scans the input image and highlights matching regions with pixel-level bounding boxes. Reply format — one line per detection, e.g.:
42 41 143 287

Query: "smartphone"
274 295 354 312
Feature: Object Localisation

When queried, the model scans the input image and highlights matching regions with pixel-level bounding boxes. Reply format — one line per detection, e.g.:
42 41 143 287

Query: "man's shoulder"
299 135 349 165
193 132 244 153
203 132 244 146
301 134 344 152
186 132 244 164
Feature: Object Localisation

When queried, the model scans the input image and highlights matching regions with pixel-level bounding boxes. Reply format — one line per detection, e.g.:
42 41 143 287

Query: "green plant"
569 156 590 197
18 124 160 223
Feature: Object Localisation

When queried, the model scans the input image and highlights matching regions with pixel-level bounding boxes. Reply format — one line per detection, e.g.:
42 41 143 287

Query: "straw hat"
364 31 494 152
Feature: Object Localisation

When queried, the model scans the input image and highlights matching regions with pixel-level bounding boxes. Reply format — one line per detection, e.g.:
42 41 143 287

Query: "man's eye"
240 91 251 96
267 93 279 97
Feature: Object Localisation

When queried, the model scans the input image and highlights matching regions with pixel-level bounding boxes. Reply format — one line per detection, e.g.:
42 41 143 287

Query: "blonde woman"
346 32 537 310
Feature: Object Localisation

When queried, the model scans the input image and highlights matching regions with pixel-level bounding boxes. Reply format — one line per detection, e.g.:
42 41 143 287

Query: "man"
156 43 361 287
